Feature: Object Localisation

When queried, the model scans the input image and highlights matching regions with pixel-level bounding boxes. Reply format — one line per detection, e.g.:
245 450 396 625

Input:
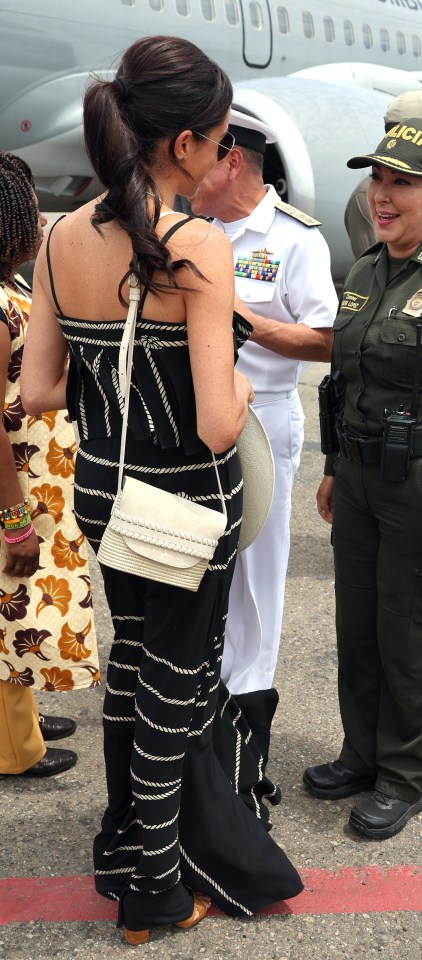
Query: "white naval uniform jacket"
215 185 338 695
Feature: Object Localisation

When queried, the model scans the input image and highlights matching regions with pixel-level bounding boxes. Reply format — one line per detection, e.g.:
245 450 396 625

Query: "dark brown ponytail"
83 35 232 302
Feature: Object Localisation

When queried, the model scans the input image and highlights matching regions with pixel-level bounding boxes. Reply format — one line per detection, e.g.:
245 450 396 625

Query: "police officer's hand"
316 475 334 525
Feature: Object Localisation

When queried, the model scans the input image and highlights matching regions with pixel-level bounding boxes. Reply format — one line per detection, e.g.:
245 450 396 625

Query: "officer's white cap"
229 109 278 155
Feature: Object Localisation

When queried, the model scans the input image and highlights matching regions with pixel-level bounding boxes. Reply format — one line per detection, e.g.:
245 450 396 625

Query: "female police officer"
303 118 422 839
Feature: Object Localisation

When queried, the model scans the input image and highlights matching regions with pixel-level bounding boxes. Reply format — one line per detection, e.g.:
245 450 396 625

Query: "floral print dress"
0 278 99 691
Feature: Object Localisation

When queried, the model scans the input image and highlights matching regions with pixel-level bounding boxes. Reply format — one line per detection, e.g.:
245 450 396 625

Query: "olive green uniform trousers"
333 455 422 803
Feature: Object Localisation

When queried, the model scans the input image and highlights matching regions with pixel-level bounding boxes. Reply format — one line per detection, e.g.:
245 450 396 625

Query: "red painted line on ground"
0 866 421 924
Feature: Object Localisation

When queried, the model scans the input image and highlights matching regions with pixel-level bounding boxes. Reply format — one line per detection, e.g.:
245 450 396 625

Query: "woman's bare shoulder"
165 214 231 259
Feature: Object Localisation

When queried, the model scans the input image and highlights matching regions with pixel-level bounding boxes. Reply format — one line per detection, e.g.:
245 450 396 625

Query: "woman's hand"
2 529 40 578
316 475 335 525
234 369 254 404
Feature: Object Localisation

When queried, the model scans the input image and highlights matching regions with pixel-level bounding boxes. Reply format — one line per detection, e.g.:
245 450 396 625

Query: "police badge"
403 289 422 317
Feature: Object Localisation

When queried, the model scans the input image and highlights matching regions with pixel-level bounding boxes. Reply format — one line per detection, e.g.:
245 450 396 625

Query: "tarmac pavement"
1 362 421 960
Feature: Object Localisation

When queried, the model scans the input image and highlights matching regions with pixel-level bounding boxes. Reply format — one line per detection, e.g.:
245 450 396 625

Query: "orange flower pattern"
27 410 57 431
40 666 75 692
30 483 65 524
0 280 99 691
35 576 72 617
51 531 86 570
58 621 92 662
46 436 76 478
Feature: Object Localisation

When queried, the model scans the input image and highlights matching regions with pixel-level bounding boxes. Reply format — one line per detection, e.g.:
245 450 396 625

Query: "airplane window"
380 28 390 53
277 6 289 34
397 31 406 55
344 20 354 46
225 0 240 26
323 16 335 43
362 24 373 50
176 0 191 13
149 0 164 9
413 34 421 58
302 12 314 40
249 2 263 29
201 0 215 19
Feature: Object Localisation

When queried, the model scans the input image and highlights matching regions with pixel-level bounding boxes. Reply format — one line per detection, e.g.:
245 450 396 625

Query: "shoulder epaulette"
274 200 321 227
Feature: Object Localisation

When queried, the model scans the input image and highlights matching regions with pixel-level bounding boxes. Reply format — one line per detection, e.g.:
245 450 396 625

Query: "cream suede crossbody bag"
97 274 228 591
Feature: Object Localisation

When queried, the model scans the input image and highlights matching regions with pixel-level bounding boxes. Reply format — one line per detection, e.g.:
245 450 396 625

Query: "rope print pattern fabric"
52 226 302 924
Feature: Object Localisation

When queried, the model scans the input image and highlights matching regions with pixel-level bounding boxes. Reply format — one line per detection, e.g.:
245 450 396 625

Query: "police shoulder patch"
274 200 321 227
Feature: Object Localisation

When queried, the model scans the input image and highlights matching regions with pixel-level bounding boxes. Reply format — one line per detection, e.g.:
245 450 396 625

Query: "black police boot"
234 688 279 766
303 759 377 799
349 790 422 839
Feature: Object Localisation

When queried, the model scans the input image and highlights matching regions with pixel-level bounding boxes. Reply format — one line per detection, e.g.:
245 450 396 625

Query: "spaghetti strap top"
45 212 192 316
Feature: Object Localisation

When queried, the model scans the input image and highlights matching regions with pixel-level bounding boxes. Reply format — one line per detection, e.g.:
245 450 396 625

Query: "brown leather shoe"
39 715 77 740
20 747 77 777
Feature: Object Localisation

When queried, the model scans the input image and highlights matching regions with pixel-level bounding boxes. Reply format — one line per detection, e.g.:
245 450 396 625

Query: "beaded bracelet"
0 498 28 521
3 514 31 530
0 501 31 530
3 522 35 544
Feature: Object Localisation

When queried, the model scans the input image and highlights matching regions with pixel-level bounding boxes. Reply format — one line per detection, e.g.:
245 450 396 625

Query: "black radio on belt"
381 322 422 482
381 407 417 482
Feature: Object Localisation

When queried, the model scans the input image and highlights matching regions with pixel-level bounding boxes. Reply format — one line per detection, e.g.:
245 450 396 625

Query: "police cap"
347 117 422 178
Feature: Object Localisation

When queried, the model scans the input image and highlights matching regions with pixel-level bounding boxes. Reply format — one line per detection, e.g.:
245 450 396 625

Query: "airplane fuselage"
2 0 422 278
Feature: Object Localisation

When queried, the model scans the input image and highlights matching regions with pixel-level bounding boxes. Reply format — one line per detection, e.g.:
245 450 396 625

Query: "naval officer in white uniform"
190 110 337 763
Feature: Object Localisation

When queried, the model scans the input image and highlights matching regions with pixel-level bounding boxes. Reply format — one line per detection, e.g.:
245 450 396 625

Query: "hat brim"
347 153 422 176
236 407 274 552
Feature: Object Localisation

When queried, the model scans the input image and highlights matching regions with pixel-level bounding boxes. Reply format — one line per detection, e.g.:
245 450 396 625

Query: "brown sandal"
123 927 149 945
175 893 210 929
123 893 209 944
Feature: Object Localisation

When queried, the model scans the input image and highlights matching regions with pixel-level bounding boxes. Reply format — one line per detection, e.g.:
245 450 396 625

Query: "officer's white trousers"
222 390 304 694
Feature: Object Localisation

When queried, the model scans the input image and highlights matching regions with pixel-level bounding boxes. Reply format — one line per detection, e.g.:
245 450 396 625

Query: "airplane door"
238 0 272 69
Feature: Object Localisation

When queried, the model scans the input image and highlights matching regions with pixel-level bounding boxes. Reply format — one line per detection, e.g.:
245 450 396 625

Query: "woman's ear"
173 129 193 163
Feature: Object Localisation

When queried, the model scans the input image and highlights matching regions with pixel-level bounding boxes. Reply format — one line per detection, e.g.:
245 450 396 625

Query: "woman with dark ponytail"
22 36 302 944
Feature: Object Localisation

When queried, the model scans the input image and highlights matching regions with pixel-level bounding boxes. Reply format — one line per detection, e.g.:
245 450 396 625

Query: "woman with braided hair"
0 152 99 779
21 35 302 946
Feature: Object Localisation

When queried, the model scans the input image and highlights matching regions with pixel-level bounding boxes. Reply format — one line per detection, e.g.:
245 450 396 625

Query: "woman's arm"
0 323 39 576
179 221 252 452
316 474 335 525
20 243 68 414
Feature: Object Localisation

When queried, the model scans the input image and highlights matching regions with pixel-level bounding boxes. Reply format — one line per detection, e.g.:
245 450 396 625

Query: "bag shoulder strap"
118 216 196 397
116 218 226 518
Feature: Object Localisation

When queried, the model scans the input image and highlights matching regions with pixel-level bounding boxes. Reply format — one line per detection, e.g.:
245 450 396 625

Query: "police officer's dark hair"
240 147 264 175
0 152 38 281
83 35 233 303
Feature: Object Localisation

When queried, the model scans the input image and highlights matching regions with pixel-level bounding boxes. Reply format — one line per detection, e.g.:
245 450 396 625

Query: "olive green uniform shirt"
325 240 422 472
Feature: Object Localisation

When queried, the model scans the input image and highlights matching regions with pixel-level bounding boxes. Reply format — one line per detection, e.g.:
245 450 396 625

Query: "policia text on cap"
303 119 422 840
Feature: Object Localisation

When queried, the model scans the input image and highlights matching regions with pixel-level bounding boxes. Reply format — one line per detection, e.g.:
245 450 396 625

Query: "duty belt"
337 424 422 465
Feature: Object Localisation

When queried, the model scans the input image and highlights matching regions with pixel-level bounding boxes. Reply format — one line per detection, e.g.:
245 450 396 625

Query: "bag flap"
117 476 227 541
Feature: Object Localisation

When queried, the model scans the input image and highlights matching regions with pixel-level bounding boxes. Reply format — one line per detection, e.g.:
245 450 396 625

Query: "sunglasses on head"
193 130 235 161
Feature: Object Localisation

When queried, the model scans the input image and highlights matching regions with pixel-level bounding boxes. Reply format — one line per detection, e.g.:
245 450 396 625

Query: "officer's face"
367 163 422 258
188 155 232 219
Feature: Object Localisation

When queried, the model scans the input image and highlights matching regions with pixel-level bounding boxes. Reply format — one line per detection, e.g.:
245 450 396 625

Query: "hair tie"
114 76 129 102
